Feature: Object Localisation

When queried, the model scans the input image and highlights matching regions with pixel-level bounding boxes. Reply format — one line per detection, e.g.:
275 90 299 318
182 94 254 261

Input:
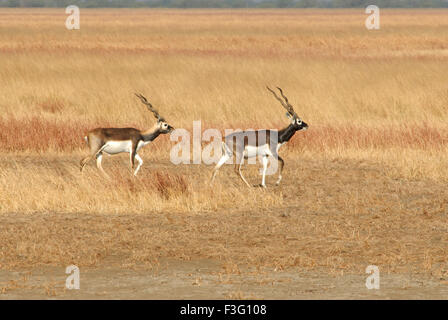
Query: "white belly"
102 140 133 155
244 144 272 158
102 140 150 155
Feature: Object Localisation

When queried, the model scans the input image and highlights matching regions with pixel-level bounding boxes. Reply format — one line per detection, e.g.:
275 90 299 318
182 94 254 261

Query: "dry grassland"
0 8 448 298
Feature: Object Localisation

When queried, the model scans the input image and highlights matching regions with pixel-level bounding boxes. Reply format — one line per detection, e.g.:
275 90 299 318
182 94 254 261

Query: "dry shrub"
153 171 189 199
36 97 65 114
110 169 190 200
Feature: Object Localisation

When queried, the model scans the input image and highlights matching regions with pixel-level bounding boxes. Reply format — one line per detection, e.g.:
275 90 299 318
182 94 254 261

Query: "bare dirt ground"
1 155 448 299
1 260 448 299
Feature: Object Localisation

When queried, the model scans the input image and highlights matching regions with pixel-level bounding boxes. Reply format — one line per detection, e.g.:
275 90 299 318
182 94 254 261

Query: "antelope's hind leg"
210 153 230 185
96 152 110 179
80 156 91 172
236 153 251 188
80 135 104 173
80 137 94 172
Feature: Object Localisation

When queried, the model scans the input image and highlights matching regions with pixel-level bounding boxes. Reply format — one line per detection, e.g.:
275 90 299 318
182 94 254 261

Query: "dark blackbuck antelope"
80 94 174 177
210 86 308 188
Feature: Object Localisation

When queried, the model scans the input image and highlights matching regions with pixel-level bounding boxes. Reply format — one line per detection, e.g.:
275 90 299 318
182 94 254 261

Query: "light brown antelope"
80 94 174 178
210 86 308 188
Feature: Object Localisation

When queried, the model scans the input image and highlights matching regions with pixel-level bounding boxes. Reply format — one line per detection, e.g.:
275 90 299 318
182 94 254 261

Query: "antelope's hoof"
253 184 267 188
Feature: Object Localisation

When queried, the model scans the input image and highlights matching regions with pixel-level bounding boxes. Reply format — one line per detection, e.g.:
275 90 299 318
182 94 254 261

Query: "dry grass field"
0 8 448 299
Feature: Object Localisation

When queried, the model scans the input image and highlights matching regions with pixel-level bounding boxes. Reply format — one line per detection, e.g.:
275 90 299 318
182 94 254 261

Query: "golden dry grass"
0 9 447 278
1 157 448 278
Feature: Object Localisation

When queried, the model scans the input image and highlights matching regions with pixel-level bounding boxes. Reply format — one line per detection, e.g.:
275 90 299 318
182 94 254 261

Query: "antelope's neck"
278 124 296 144
141 125 161 142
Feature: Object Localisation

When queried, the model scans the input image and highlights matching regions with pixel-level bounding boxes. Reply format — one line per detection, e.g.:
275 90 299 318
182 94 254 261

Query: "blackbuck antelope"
210 86 308 188
80 94 174 177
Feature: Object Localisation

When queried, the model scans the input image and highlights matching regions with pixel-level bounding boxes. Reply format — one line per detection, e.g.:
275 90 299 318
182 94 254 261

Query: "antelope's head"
266 86 308 131
157 118 174 134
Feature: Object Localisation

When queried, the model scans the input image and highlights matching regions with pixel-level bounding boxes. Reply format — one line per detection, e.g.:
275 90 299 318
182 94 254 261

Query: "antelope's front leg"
133 154 143 176
275 156 284 186
260 155 268 188
129 142 139 175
